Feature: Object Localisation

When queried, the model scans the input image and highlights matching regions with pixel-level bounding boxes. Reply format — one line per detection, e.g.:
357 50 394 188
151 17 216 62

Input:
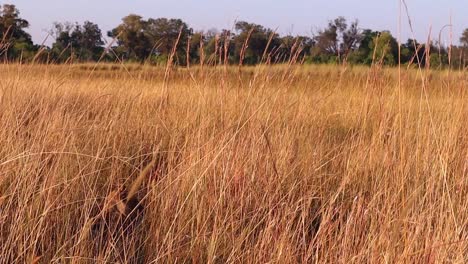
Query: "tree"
342 20 362 58
109 15 193 64
233 21 279 65
313 17 344 56
108 14 152 62
451 46 468 69
311 17 362 64
78 21 104 60
145 18 192 64
278 35 314 63
187 31 203 64
0 4 36 61
369 31 399 65
50 22 75 61
51 21 104 62
204 29 220 55
203 29 235 65
460 28 468 47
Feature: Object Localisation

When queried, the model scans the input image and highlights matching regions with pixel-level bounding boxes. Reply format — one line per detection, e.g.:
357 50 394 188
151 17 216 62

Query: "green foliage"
187 32 203 64
276 35 313 63
311 17 363 64
0 4 36 61
51 21 104 62
108 16 192 64
146 18 192 56
233 21 279 65
1 5 467 69
460 28 468 47
369 31 399 65
108 14 152 62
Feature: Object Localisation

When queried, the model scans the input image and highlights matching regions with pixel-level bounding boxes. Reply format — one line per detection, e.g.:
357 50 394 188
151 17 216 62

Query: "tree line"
1 4 468 68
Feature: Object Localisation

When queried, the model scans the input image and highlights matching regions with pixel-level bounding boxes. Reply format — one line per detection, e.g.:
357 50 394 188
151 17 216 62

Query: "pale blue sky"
5 0 467 46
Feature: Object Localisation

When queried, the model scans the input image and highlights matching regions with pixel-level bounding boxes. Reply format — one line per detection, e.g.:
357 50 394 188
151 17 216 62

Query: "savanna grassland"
0 63 466 263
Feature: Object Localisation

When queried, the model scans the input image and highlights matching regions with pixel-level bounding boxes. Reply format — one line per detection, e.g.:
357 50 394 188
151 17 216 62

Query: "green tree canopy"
146 18 192 54
0 4 36 60
1 5 467 68
51 21 104 62
233 21 279 65
311 17 362 63
369 31 399 65
108 14 152 62
109 15 192 64
460 28 468 47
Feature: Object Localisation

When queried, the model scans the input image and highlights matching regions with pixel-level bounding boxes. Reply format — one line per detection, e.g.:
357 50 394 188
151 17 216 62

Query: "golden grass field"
0 63 466 263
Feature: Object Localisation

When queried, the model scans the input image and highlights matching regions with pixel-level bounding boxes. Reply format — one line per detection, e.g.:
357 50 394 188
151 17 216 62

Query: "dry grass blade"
31 255 42 264
127 153 159 203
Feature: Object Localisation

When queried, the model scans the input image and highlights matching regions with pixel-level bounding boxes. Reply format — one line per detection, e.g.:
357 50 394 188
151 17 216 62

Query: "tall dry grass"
0 62 466 263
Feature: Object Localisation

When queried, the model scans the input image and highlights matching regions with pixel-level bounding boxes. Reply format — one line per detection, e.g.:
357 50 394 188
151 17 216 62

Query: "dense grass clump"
0 64 466 262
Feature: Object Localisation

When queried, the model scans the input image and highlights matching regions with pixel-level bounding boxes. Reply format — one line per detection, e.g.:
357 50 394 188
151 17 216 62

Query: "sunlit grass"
0 63 466 262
